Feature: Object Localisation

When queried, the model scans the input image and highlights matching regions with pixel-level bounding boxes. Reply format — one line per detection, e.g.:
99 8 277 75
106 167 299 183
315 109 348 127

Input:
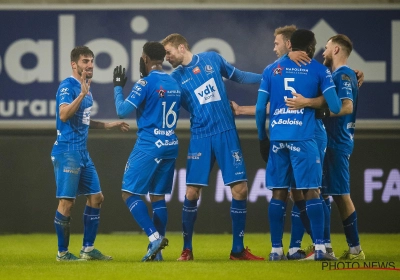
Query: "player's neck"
150 64 163 71
332 57 347 72
182 52 193 66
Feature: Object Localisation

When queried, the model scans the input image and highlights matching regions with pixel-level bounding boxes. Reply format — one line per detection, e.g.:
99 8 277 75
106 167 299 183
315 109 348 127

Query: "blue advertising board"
0 5 399 125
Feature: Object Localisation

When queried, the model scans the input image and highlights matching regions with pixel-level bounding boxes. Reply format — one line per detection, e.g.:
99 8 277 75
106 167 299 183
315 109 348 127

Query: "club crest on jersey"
157 86 166 98
193 66 201 74
273 64 284 76
232 150 243 167
205 65 214 74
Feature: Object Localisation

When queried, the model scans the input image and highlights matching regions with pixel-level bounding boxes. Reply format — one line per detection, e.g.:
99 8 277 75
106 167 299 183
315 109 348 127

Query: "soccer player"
51 46 129 261
286 35 365 260
231 25 317 260
113 42 182 262
255 29 341 261
161 33 264 261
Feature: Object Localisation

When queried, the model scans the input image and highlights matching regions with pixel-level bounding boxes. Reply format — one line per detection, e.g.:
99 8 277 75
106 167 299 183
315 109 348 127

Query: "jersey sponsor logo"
205 64 214 74
285 67 309 75
194 78 221 105
137 79 147 86
154 128 175 136
273 108 304 115
232 150 243 167
187 152 201 160
193 66 201 74
343 81 351 88
154 158 162 164
272 142 301 153
63 167 80 174
155 139 179 148
133 85 142 91
273 64 284 76
271 118 303 127
60 88 69 93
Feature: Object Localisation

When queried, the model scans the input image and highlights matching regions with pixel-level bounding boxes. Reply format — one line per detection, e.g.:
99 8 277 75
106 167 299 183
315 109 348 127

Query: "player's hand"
113 65 128 88
230 100 240 116
315 108 330 119
105 121 130 132
259 137 270 163
354 69 364 88
285 92 308 110
288 51 311 67
80 70 91 96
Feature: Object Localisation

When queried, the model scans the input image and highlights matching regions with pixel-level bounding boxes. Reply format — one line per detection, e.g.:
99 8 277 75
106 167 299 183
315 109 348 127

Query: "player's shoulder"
57 76 78 93
335 65 356 79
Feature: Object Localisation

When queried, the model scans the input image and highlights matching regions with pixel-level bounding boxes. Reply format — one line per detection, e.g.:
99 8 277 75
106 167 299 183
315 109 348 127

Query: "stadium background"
0 0 399 235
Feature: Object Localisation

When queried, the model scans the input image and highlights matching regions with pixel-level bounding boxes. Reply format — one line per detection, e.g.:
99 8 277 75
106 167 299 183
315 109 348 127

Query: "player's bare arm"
329 99 353 117
230 101 256 116
59 71 91 122
285 92 326 110
89 120 129 132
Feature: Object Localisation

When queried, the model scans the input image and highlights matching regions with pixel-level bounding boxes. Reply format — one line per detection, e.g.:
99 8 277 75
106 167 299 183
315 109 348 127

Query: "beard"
77 65 93 79
140 57 148 78
323 55 333 68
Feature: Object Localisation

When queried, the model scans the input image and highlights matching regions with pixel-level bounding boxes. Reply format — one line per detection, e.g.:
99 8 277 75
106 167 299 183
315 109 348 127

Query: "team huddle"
50 26 365 262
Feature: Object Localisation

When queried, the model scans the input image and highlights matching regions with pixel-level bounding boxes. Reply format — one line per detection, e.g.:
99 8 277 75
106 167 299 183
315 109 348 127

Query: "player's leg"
263 141 292 261
149 158 176 261
79 151 112 260
323 149 364 260
287 190 307 260
292 140 335 261
122 149 168 262
52 151 84 261
215 130 263 260
178 136 212 261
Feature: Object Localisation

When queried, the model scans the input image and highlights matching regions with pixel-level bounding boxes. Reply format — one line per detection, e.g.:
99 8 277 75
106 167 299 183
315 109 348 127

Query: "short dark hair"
161 33 190 51
143 41 166 61
70 46 94 63
290 29 317 58
329 34 353 57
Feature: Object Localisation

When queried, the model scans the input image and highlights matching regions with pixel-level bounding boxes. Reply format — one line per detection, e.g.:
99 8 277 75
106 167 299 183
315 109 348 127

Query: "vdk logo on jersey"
194 78 221 105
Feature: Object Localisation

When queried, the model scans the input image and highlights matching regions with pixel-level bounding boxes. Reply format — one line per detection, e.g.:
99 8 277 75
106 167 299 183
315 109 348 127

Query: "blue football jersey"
170 52 237 139
257 55 336 141
51 76 93 154
323 65 359 154
125 70 182 159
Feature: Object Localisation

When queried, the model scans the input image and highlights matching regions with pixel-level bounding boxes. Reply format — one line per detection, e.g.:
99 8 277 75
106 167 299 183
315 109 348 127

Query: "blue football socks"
182 196 198 250
152 199 168 237
230 198 247 253
82 205 100 247
294 199 312 237
322 196 332 245
54 211 70 253
342 211 360 248
306 198 324 245
269 198 286 249
289 203 305 249
126 195 157 236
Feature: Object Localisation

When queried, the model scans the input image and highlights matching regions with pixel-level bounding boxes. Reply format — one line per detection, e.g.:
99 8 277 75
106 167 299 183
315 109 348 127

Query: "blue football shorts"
122 149 176 195
186 129 247 186
321 147 350 195
51 150 101 198
290 135 327 189
267 139 321 190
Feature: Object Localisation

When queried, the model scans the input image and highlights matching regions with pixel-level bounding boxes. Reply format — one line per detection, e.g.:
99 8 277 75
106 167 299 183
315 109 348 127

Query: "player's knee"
230 182 248 200
186 186 201 200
